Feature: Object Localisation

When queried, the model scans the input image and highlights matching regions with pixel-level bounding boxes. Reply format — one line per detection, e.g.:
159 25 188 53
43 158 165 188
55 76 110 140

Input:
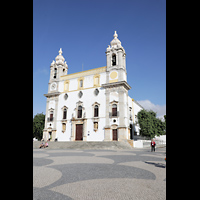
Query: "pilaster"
118 49 123 67
54 97 59 130
51 130 57 141
44 98 50 129
118 127 127 141
118 88 126 128
71 121 75 141
105 89 110 127
43 130 48 141
83 119 87 141
104 128 111 141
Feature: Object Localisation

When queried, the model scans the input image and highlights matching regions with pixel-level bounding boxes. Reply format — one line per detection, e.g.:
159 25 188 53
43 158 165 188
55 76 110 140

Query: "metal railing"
47 117 54 122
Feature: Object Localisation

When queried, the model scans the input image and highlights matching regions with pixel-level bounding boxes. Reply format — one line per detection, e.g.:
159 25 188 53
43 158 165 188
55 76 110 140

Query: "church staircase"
33 141 133 150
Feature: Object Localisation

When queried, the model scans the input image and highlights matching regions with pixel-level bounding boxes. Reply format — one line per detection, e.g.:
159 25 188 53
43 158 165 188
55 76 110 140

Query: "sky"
33 0 166 119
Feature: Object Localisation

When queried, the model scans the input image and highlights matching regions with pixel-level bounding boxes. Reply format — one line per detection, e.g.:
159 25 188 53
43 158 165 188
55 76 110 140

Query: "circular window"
110 71 118 79
94 88 99 96
78 91 83 98
64 93 68 100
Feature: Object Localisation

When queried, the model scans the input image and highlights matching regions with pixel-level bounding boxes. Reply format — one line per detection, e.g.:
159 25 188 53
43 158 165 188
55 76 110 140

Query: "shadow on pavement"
144 161 166 168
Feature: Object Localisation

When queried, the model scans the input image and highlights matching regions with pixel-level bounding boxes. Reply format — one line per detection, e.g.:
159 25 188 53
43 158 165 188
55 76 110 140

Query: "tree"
163 114 166 134
33 113 45 140
137 109 153 139
137 109 165 139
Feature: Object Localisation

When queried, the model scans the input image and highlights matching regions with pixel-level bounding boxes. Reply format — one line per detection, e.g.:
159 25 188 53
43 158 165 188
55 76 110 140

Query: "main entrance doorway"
48 132 52 140
112 129 118 141
76 124 83 141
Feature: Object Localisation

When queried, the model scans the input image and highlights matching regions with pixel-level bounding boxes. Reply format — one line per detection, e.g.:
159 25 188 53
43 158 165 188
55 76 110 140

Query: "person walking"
151 139 156 152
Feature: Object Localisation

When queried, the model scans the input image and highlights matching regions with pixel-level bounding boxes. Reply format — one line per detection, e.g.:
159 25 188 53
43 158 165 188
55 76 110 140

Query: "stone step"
33 141 133 150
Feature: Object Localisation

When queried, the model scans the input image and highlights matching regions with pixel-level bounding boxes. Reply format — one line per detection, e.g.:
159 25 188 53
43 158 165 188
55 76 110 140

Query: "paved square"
33 147 166 200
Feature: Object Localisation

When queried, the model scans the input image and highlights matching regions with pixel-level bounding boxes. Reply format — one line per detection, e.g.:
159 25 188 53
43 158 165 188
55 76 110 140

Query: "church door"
130 124 133 139
112 129 118 141
76 124 83 141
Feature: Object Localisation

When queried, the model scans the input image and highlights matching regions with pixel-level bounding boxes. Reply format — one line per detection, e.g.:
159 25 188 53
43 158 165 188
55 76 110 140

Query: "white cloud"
137 100 166 120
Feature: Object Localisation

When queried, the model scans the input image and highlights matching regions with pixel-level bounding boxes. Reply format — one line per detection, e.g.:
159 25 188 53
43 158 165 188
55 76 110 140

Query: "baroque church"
43 31 143 142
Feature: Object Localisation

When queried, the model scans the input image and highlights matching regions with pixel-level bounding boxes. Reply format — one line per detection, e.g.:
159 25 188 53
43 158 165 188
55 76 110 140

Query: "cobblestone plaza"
33 147 166 199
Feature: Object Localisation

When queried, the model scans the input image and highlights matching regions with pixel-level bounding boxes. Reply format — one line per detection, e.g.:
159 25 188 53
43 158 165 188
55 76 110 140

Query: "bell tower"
43 48 68 141
103 31 131 142
105 31 127 83
48 48 68 93
49 48 68 82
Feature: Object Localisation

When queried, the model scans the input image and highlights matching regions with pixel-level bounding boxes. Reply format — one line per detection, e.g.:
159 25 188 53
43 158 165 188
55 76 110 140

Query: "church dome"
110 31 122 47
55 48 65 65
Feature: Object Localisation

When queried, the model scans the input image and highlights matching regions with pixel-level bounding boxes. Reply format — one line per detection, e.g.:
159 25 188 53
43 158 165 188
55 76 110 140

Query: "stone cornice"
44 92 61 98
101 81 131 91
60 66 106 80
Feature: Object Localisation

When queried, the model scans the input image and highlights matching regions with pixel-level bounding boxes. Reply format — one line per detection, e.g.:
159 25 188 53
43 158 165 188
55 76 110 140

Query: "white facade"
43 31 143 142
132 99 144 136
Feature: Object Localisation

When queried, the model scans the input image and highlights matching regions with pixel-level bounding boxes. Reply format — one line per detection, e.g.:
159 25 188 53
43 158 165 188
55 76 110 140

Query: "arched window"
54 68 57 79
94 75 100 86
64 81 69 92
112 104 117 116
94 105 99 117
50 111 53 121
78 78 84 89
80 80 83 88
78 106 82 118
63 108 67 119
112 54 116 66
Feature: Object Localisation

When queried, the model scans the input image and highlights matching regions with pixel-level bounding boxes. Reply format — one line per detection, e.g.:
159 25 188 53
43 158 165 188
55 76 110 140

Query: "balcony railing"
109 111 119 117
47 117 54 122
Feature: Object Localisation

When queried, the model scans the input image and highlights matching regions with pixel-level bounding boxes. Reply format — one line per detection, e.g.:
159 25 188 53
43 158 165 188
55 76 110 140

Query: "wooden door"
76 124 83 141
113 129 118 141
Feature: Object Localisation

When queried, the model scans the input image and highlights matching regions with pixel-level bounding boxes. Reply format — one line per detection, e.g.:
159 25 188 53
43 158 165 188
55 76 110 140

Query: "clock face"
50 82 57 91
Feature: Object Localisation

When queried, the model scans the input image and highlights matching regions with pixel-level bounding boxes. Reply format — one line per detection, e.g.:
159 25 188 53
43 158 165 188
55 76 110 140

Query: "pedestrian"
151 139 156 152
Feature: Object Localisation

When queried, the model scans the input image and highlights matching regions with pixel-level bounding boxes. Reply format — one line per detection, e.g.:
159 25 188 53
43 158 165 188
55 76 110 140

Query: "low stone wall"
133 135 166 148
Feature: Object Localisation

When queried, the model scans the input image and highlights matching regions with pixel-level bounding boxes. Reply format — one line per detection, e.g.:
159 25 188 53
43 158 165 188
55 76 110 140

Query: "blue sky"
33 0 166 118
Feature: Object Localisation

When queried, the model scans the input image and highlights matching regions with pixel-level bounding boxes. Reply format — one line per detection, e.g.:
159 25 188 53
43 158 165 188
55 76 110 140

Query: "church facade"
43 31 143 142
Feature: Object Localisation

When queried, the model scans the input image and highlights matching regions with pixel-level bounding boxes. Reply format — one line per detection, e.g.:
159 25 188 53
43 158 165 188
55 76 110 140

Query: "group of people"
39 142 48 148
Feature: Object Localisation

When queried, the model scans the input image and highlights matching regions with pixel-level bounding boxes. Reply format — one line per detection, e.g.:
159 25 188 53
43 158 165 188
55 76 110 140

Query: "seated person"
44 142 48 148
39 142 44 148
